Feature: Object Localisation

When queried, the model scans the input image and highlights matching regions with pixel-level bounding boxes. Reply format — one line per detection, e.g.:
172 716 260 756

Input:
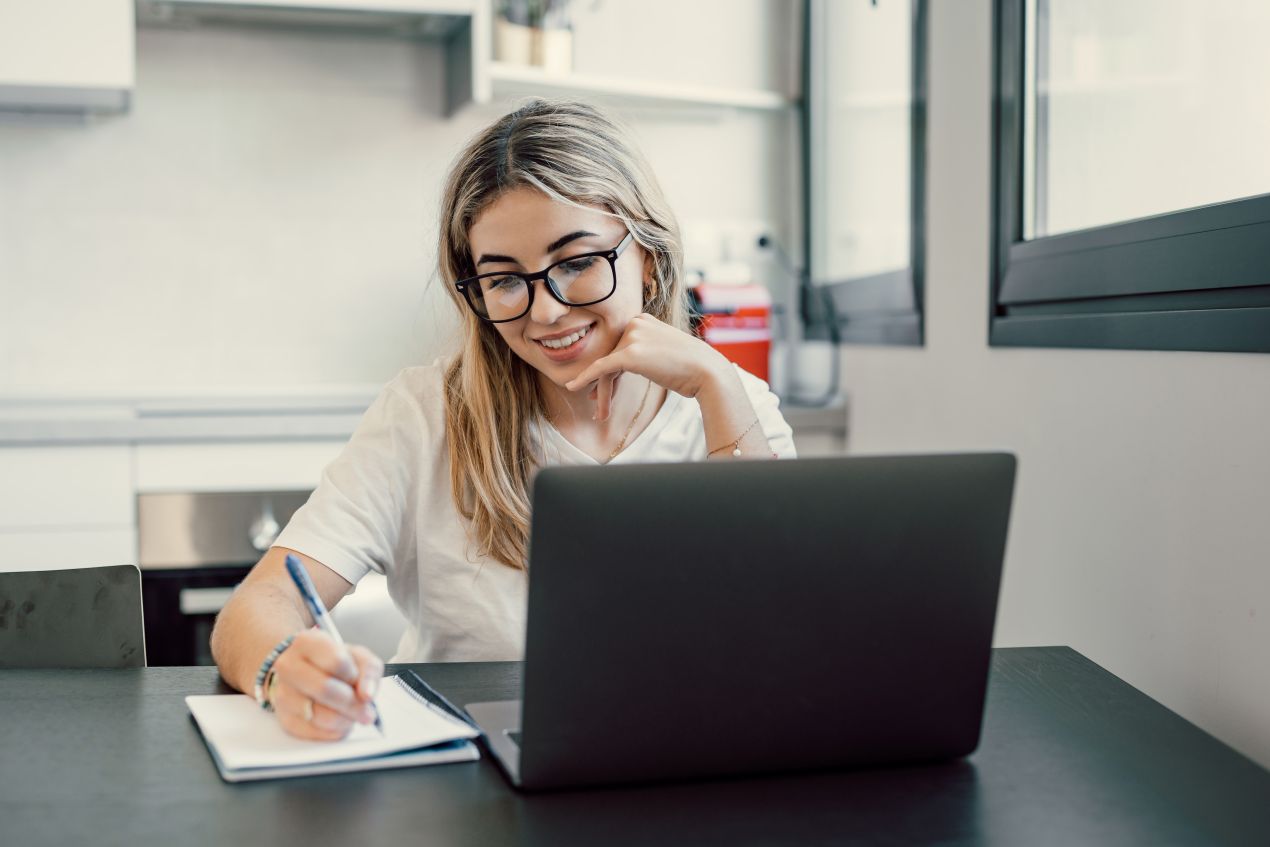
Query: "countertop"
0 390 846 447
0 389 379 445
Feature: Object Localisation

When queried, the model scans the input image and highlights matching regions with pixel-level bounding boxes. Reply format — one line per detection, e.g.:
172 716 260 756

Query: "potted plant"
495 0 575 73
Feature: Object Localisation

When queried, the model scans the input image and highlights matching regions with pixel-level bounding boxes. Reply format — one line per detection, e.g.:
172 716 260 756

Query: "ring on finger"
266 671 280 708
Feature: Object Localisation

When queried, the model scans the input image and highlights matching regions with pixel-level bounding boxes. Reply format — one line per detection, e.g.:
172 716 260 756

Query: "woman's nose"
528 279 570 324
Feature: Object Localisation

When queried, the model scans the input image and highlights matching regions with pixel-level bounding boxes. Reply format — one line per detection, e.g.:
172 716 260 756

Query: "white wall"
838 0 1270 768
0 10 797 394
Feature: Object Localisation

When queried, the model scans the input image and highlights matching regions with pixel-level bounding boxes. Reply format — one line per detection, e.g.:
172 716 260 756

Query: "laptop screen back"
518 453 1016 790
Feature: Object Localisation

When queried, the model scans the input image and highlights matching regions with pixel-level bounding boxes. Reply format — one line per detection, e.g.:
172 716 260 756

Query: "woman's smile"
534 322 594 353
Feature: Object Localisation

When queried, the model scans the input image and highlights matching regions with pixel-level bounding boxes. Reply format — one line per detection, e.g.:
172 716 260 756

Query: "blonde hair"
437 99 688 570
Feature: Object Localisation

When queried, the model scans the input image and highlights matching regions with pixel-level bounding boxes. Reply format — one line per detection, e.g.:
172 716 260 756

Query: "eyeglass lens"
469 254 616 321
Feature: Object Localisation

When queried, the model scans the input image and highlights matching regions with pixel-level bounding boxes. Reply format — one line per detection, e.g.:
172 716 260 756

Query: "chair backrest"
0 565 146 669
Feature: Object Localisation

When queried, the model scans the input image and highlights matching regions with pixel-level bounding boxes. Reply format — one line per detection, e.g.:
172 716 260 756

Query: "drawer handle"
179 587 236 616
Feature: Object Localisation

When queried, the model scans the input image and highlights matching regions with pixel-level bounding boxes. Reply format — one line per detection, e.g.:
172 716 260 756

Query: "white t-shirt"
274 358 797 663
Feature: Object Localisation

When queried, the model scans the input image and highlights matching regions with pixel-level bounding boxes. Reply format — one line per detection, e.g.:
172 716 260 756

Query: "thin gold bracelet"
707 417 761 458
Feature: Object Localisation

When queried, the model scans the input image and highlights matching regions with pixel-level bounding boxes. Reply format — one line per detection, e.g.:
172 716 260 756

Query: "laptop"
465 452 1017 791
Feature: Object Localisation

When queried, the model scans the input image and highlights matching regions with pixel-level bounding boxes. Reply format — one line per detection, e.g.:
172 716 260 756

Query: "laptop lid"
510 452 1016 790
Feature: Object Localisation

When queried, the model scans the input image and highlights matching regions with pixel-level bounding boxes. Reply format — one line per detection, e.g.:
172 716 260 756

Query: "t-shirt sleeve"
273 377 426 586
736 366 798 459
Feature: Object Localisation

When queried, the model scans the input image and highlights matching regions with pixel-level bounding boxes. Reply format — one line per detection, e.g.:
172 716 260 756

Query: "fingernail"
360 706 375 724
324 679 345 700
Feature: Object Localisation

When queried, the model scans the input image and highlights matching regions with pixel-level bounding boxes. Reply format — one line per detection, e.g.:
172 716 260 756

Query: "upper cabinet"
136 0 487 115
0 0 795 117
0 0 135 114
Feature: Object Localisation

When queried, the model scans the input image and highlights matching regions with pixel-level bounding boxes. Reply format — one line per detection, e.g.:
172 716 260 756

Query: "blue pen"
284 553 384 735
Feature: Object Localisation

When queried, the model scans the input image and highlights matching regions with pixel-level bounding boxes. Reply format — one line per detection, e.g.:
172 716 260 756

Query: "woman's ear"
642 254 657 301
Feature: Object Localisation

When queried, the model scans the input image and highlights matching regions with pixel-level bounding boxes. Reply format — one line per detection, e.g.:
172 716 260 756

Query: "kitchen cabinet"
0 529 136 572
0 394 360 540
0 0 134 113
134 442 346 494
0 429 345 573
0 446 134 530
0 445 135 571
137 0 487 115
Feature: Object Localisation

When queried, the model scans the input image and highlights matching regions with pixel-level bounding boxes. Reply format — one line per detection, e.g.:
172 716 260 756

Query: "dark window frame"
991 0 1270 354
802 0 928 347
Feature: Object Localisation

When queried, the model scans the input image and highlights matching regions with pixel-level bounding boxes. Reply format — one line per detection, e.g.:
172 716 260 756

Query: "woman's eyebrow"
545 230 598 253
476 252 519 267
475 230 600 267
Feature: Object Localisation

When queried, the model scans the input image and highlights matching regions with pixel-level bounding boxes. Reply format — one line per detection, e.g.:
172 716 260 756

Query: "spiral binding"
392 674 473 730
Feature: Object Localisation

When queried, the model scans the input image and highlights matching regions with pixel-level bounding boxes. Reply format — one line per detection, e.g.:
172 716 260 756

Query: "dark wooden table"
3 647 1268 846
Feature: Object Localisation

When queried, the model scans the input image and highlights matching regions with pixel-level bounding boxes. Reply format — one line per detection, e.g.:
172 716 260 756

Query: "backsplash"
0 20 796 394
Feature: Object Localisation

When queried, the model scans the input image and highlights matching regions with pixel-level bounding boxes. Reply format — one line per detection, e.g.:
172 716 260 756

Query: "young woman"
210 99 796 740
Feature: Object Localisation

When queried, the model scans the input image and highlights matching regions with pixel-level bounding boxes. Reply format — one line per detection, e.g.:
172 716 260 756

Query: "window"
805 0 926 345
993 0 1270 353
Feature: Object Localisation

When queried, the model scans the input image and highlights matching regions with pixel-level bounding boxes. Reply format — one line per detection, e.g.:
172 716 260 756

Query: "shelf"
133 2 798 115
137 0 477 36
487 61 797 112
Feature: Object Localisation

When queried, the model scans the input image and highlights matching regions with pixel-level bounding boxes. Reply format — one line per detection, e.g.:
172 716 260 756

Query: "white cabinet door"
0 446 134 529
0 529 136 572
134 441 346 493
0 0 134 113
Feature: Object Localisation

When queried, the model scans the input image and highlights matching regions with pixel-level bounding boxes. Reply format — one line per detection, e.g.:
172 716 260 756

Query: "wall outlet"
682 218 782 275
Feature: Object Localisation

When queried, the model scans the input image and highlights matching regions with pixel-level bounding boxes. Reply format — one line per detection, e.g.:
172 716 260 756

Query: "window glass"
815 0 912 280
1025 0 1270 239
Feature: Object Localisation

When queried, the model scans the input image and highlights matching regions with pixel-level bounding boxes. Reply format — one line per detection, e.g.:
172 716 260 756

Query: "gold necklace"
606 379 654 463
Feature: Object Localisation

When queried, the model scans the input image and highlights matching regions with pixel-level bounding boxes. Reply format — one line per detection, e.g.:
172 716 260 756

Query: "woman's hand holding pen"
268 629 384 741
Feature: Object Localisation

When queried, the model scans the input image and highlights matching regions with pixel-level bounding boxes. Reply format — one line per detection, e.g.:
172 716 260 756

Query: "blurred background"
1 0 1268 770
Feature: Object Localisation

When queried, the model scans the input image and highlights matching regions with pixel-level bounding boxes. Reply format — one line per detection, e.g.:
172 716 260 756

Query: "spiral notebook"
187 670 481 782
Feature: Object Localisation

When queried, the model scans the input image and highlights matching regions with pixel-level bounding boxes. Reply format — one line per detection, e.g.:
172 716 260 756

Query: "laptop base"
465 699 522 786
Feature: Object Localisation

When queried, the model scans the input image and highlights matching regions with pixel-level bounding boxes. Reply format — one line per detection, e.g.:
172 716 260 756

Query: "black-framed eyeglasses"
455 231 634 323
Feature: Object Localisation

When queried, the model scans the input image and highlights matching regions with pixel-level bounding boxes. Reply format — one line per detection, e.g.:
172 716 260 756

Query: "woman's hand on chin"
565 314 735 422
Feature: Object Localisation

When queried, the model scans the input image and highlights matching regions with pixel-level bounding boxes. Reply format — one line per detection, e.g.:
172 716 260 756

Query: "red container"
692 283 772 382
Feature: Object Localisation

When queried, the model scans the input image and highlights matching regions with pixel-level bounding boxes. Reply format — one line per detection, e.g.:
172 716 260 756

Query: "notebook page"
187 675 479 771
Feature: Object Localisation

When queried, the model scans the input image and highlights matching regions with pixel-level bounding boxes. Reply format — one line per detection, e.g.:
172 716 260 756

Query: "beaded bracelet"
253 633 296 711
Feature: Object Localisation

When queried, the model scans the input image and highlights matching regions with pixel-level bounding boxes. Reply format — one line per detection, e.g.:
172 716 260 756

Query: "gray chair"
0 564 146 668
